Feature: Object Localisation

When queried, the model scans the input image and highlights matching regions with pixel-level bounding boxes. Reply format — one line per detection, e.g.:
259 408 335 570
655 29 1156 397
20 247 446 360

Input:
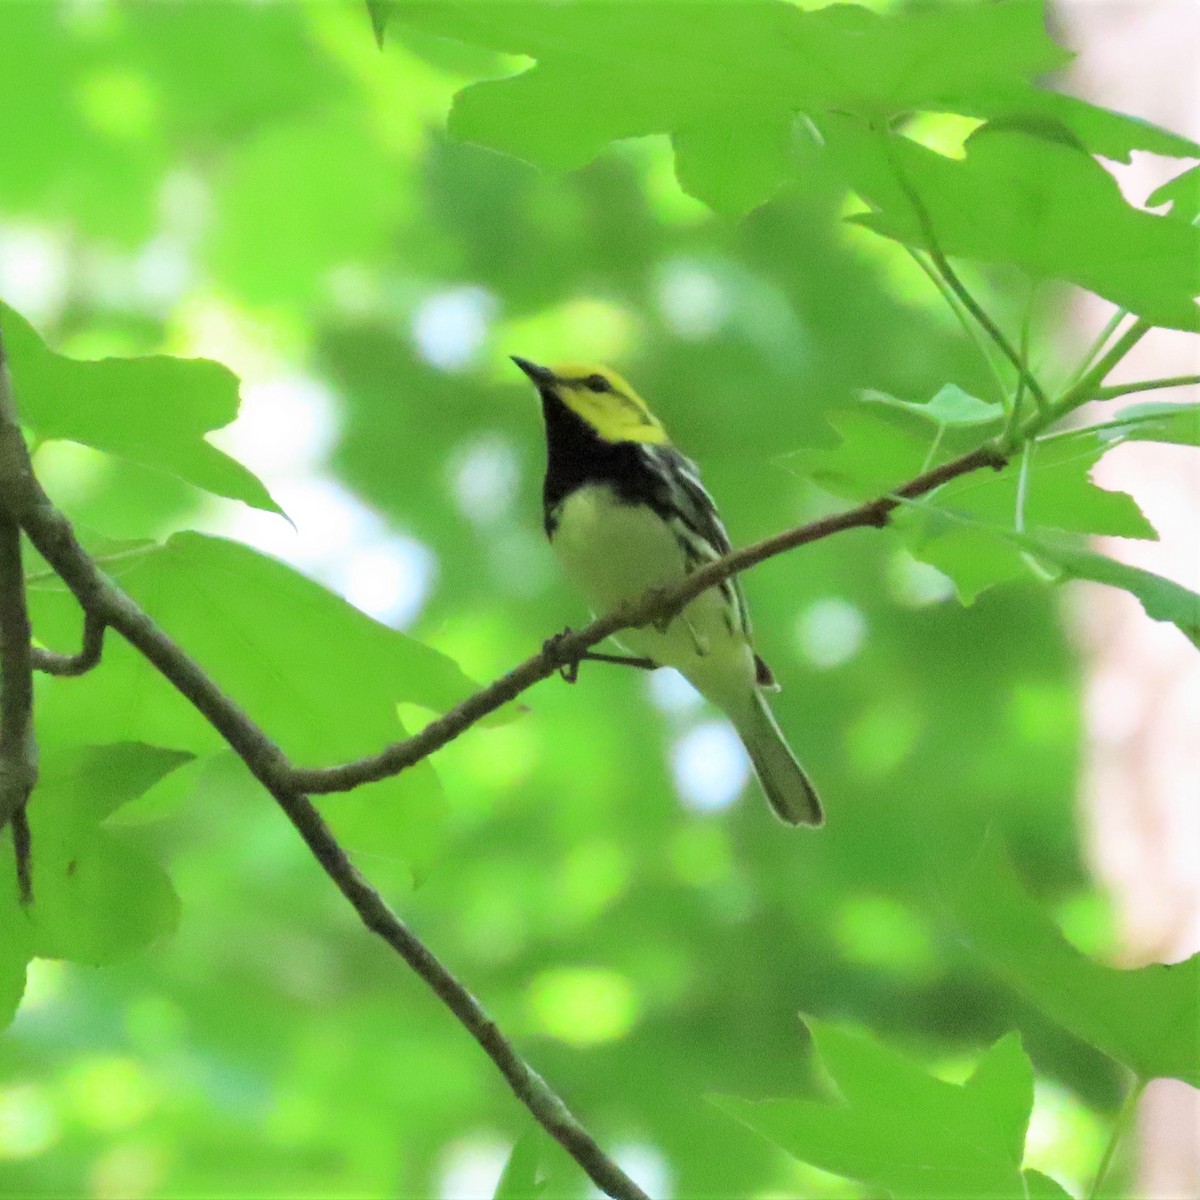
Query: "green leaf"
1149 164 1200 223
1013 532 1200 649
716 1022 1036 1199
391 0 1066 215
824 119 1200 331
673 118 796 219
946 836 1200 1085
868 384 1004 427
898 434 1158 603
493 1132 543 1200
0 302 282 514
28 534 492 871
787 409 930 500
904 507 1200 648
1063 401 1200 448
961 86 1200 164
18 744 192 965
791 407 1156 602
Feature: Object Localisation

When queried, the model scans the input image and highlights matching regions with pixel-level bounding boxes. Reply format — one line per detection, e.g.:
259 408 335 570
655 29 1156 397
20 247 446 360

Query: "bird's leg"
582 650 658 672
543 628 658 684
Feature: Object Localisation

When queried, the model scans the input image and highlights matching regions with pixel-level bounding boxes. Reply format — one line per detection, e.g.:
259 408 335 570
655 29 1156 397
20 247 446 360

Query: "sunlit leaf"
717 1023 1037 1199
1148 164 1200 223
868 383 1003 427
27 534 491 870
791 405 1155 601
0 302 281 514
19 744 192 965
898 436 1157 602
1060 401 1200 448
823 119 1200 331
947 836 1200 1085
1011 531 1200 649
389 0 1065 215
959 85 1200 164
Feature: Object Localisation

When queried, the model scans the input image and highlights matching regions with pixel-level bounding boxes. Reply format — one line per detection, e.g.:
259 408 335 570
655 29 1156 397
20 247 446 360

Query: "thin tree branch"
1091 374 1200 402
0 384 648 1200
288 442 1008 795
0 344 37 903
1038 319 1152 436
31 609 106 676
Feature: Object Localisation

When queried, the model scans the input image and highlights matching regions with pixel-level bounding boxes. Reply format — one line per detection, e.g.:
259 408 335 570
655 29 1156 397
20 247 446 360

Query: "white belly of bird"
551 483 755 708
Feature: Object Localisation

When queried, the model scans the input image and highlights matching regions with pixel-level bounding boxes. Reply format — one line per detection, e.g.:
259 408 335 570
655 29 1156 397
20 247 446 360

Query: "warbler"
514 357 823 826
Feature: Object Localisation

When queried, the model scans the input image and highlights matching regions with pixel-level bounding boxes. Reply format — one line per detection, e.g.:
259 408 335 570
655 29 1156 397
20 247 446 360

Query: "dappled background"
0 3 1192 1198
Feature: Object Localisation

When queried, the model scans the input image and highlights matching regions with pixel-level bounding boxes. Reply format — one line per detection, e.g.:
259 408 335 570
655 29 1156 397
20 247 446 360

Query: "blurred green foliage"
0 2 1196 1198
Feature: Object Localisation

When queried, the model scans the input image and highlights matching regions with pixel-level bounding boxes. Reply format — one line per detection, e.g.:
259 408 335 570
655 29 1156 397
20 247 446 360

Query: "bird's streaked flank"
514 356 823 826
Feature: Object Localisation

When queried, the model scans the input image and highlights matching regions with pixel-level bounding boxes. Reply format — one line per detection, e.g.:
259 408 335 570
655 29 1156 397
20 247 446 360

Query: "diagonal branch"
0 376 648 1200
0 344 37 902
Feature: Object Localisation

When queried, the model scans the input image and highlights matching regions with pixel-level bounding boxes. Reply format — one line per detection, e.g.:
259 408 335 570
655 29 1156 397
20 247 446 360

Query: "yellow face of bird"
516 359 669 445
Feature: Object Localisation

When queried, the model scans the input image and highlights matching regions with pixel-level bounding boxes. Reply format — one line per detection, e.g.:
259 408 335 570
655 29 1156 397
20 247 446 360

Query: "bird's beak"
510 356 555 386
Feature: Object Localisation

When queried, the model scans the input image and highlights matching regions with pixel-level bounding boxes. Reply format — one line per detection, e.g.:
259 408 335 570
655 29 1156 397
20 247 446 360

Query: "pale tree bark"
1061 3 1200 1194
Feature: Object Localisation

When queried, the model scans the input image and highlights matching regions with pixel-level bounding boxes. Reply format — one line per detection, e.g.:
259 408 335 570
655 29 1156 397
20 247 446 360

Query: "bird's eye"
584 374 612 393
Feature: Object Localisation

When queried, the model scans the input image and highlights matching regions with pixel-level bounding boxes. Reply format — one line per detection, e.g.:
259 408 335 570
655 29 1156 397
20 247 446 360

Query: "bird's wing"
640 444 754 643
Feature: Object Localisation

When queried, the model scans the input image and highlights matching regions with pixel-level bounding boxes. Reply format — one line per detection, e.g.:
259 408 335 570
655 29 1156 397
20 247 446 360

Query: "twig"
1092 374 1200 402
287 443 1007 795
1040 319 1152 435
31 610 106 676
877 127 1050 413
1064 307 1130 393
0 343 37 903
0 388 648 1200
904 247 1010 405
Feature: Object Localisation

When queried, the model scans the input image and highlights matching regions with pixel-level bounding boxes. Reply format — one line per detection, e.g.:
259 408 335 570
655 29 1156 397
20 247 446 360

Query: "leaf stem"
1015 439 1033 534
876 125 1049 413
1087 1077 1146 1200
1065 308 1131 392
905 248 1010 405
920 423 947 474
1017 320 1153 449
1092 374 1200 402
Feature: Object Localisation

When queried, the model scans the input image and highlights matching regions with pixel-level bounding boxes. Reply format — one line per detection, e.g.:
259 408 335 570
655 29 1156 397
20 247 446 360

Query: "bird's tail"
732 691 823 827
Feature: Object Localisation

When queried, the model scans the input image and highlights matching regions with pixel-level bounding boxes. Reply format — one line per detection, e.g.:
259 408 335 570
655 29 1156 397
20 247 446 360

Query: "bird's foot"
543 628 659 684
543 627 582 684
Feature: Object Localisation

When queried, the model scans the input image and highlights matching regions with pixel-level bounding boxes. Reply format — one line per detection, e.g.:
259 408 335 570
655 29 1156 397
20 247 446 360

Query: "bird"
513 356 823 827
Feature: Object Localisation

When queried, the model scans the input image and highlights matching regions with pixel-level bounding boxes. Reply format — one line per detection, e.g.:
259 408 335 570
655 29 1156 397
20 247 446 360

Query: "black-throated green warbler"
513 357 823 827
